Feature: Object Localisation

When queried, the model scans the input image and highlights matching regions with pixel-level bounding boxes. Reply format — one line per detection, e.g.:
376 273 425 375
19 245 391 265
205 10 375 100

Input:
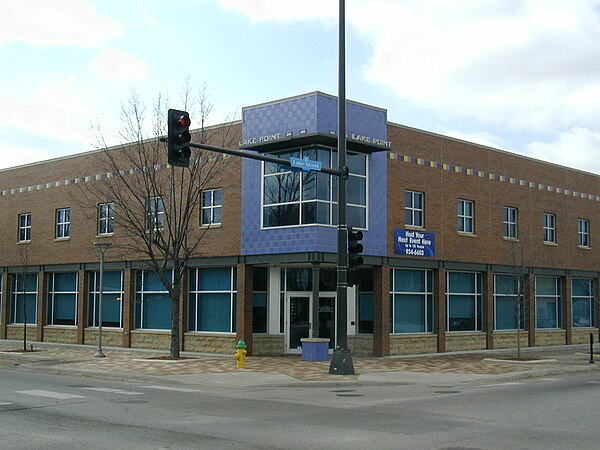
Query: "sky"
1 0 600 174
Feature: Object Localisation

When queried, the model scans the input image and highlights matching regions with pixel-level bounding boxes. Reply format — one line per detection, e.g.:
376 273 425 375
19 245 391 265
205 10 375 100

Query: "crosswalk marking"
481 382 524 387
0 401 13 406
80 387 144 396
141 385 204 393
16 390 86 400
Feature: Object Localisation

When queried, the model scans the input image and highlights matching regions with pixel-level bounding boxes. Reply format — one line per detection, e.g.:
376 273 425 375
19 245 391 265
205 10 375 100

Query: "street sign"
289 156 322 172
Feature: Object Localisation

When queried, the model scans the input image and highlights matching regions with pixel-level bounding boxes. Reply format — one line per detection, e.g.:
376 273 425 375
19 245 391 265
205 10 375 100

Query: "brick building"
1 91 598 356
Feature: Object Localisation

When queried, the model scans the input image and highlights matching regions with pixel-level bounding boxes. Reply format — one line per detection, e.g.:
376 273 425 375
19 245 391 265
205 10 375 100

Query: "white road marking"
80 387 144 396
0 401 13 406
480 382 524 387
538 378 563 382
141 385 204 393
16 390 86 400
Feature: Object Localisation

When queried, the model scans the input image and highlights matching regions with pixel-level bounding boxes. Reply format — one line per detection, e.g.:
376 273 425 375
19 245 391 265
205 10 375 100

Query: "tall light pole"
329 0 355 375
93 241 111 358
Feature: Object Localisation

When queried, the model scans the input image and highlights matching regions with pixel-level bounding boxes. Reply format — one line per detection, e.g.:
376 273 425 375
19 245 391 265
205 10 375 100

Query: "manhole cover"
336 394 364 397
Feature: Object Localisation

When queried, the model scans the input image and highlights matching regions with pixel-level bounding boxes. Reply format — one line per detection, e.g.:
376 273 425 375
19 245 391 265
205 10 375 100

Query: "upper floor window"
18 213 32 242
457 199 474 234
262 147 367 229
56 208 71 239
98 202 115 235
146 196 165 231
201 189 222 226
405 190 424 228
578 218 590 248
503 206 518 239
543 213 556 244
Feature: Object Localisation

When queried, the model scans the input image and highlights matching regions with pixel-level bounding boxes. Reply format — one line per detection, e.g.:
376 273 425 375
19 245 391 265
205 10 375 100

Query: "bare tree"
81 83 238 358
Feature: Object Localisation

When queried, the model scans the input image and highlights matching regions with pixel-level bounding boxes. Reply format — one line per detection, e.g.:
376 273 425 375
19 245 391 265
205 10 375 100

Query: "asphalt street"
0 368 599 449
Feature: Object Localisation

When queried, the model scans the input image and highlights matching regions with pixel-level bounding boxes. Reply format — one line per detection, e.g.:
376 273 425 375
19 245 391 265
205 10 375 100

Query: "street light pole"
93 241 111 358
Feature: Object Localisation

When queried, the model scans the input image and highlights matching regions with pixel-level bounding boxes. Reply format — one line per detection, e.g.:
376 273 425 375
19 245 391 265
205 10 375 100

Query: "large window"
503 206 518 239
135 270 172 330
11 273 37 324
201 189 222 226
252 268 268 333
18 213 32 242
357 269 374 334
262 147 367 229
146 196 165 231
543 213 556 244
535 276 561 329
188 267 237 333
405 190 424 228
47 272 78 326
578 219 590 248
390 269 433 333
56 207 71 239
98 202 114 235
88 270 123 328
447 271 482 331
572 278 595 328
494 274 525 330
457 199 474 234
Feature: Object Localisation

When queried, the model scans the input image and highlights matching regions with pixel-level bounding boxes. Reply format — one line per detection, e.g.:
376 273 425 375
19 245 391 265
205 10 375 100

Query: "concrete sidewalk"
0 340 598 388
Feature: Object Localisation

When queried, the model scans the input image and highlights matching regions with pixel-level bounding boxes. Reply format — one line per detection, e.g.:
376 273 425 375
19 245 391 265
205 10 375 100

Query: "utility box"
300 338 330 361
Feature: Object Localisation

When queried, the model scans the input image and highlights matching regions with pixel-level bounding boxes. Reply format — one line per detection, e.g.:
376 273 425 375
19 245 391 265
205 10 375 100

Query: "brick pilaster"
373 265 390 357
36 270 45 342
76 269 86 344
122 268 133 348
526 274 536 347
485 270 494 349
236 264 254 355
1 273 8 339
564 275 572 345
435 268 447 353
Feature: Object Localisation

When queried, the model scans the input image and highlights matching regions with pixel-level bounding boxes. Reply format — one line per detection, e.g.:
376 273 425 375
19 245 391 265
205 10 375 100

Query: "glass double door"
286 293 336 353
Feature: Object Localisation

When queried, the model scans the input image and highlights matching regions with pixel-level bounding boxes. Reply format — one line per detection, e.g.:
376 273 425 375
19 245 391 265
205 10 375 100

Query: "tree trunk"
170 294 180 359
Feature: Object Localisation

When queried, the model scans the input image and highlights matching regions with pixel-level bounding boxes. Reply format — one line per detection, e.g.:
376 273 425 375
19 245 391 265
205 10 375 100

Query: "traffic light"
167 109 191 167
347 228 364 268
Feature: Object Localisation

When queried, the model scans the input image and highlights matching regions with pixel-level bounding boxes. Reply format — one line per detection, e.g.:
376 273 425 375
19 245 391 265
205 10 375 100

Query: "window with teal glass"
494 274 524 330
135 270 172 330
188 267 237 333
11 273 38 324
253 268 268 333
88 270 123 327
447 271 482 331
535 276 561 329
572 278 594 328
390 269 433 333
47 272 78 326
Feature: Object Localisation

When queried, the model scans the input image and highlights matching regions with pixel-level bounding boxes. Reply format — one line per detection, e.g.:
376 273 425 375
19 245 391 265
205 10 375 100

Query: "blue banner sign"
289 157 322 172
394 229 435 257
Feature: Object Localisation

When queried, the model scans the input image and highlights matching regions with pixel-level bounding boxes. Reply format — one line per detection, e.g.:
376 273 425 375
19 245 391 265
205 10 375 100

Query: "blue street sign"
394 229 435 257
289 156 323 172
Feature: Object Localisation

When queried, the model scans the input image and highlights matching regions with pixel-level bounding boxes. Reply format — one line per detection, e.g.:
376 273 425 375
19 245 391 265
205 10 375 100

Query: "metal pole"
94 242 111 358
329 0 355 375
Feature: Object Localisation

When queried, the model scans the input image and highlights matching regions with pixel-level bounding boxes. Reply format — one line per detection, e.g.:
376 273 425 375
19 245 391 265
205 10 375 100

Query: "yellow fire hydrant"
234 339 247 369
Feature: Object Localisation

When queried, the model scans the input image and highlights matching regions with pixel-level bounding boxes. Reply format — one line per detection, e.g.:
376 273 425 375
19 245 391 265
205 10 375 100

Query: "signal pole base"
328 348 355 375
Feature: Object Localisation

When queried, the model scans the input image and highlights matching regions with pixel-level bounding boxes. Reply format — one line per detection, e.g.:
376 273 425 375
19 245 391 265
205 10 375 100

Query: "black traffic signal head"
167 109 191 167
348 228 364 268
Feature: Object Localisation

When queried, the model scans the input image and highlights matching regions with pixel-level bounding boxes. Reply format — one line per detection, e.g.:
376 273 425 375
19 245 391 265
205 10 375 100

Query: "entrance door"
285 293 337 353
287 295 311 352
318 295 336 349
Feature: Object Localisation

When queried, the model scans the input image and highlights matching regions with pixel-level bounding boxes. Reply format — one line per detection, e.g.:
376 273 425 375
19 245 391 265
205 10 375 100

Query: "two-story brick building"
1 91 598 356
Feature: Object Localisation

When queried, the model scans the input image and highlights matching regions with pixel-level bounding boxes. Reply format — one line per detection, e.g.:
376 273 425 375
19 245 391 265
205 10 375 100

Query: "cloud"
218 0 336 23
0 0 121 47
524 128 600 174
89 49 150 81
0 144 61 171
441 129 505 150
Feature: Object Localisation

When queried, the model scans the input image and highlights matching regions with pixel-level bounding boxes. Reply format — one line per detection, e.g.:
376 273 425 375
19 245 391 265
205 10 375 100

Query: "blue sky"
2 0 600 174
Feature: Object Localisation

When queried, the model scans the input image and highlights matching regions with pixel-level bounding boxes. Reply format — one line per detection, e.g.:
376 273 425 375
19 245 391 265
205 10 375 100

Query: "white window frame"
146 196 165 231
405 190 424 228
18 212 32 242
503 206 518 239
188 267 237 334
457 199 474 234
543 213 556 244
47 272 78 326
201 189 222 226
446 271 483 332
56 207 71 239
535 276 561 329
98 202 115 235
88 270 124 328
578 218 590 248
